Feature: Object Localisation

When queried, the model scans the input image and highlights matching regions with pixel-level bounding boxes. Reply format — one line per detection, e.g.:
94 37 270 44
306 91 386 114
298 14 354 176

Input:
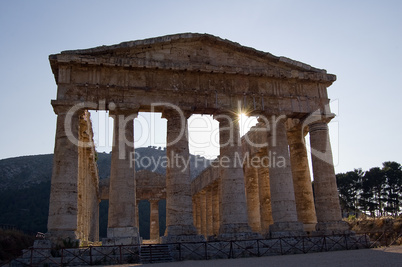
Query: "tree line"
336 161 402 217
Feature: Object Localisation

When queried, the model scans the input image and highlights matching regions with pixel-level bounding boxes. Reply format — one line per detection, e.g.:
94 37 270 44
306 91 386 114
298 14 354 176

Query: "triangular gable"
50 33 335 84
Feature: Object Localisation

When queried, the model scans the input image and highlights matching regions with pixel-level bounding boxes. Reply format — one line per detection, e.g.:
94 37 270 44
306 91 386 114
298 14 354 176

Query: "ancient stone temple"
47 33 347 246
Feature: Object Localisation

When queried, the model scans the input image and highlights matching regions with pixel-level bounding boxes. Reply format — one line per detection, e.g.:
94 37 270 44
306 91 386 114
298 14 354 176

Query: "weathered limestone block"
105 109 139 245
47 106 82 243
212 182 220 236
287 121 317 232
150 199 160 240
200 190 207 237
206 187 214 237
244 163 261 233
135 170 166 201
78 111 100 244
215 112 255 240
135 202 139 230
309 121 348 233
162 110 204 243
264 116 304 235
257 150 274 234
195 194 202 234
192 197 197 233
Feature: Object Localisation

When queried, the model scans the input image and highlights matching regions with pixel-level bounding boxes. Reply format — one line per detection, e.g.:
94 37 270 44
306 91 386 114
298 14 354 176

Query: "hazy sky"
0 0 401 174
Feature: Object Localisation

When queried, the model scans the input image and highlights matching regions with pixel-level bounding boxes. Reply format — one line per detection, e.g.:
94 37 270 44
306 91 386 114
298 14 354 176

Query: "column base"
165 225 198 236
217 232 262 241
268 221 305 238
216 223 262 241
219 223 252 234
315 221 350 235
103 227 140 245
160 234 206 243
303 223 317 232
161 225 205 243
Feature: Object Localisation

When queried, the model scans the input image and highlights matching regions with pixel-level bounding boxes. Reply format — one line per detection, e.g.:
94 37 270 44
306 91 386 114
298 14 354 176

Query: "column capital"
213 110 238 123
109 103 139 118
162 108 192 120
257 114 288 127
304 112 335 127
52 103 84 116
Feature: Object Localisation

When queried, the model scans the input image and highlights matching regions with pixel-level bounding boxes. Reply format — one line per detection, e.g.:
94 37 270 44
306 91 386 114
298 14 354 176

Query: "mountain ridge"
0 147 212 192
0 147 211 238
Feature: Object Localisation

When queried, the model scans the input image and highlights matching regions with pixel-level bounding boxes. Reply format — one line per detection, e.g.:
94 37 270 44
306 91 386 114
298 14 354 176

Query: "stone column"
206 187 213 237
257 150 273 234
212 182 220 236
77 136 86 242
265 115 304 236
215 112 254 240
195 194 202 234
309 121 348 233
287 123 317 232
150 199 160 240
192 197 197 230
200 190 207 237
78 111 100 244
244 164 261 233
162 110 203 243
135 202 139 230
106 109 139 245
47 105 82 243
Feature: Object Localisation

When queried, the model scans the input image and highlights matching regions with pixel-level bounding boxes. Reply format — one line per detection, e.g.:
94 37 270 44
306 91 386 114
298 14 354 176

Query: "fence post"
384 231 388 247
150 244 153 263
178 243 182 261
279 238 283 255
61 248 64 266
89 246 93 265
345 234 349 250
229 241 233 259
30 247 33 267
204 242 208 260
119 245 122 263
364 233 369 248
257 240 260 257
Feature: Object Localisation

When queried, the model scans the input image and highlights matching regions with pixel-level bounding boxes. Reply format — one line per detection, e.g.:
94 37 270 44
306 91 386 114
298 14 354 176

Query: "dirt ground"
104 246 402 267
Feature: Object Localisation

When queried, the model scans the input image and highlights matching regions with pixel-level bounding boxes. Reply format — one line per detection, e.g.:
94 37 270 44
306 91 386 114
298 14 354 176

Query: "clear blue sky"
0 0 401 174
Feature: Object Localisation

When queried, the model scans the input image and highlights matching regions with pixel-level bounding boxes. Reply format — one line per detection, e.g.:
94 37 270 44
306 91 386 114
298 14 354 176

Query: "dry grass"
345 216 402 246
0 229 35 262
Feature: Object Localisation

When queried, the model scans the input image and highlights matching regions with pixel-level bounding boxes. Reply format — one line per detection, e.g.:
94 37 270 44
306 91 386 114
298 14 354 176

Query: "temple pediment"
49 33 336 116
50 33 335 84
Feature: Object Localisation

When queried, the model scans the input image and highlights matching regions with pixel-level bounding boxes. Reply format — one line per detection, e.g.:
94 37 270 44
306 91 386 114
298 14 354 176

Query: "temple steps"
140 244 173 264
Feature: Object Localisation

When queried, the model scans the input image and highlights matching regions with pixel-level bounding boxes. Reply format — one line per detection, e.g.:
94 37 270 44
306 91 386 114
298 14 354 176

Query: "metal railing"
360 231 402 247
2 244 140 267
173 234 371 261
2 231 401 267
